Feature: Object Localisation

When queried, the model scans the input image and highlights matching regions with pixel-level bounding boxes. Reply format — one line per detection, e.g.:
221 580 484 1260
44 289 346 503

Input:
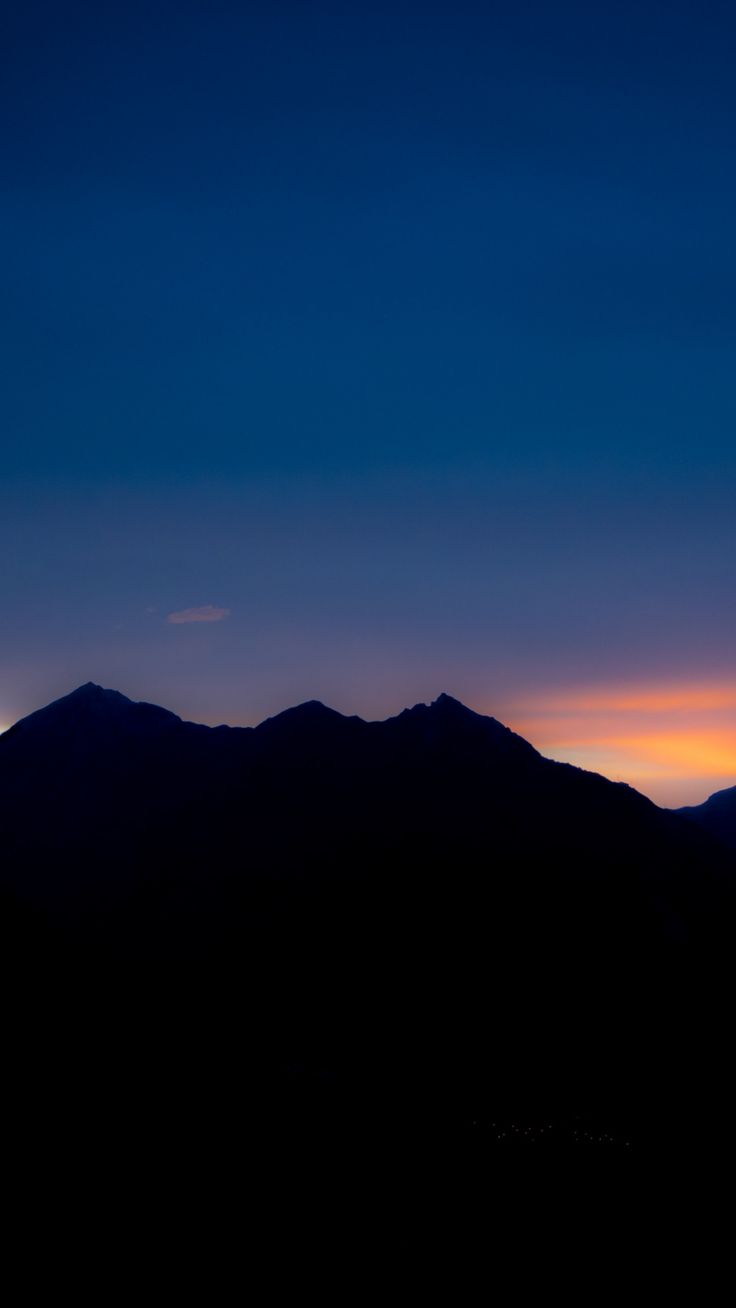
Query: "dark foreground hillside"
1 683 734 1161
679 785 736 852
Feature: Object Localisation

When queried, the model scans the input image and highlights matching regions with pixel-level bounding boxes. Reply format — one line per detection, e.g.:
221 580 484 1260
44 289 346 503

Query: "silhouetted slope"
678 785 736 851
0 683 734 1154
0 682 244 903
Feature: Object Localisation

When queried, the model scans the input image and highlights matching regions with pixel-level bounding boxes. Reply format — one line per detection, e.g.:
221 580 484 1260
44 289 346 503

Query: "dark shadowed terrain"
678 786 736 853
1 683 735 1161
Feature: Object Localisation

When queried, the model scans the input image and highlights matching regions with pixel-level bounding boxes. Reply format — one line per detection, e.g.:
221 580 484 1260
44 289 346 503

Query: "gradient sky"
2 1 736 805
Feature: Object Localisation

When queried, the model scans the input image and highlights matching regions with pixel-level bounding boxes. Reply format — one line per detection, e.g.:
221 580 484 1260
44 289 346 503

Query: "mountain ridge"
0 681 724 900
0 683 611 785
678 783 736 850
1 679 734 1152
2 683 527 737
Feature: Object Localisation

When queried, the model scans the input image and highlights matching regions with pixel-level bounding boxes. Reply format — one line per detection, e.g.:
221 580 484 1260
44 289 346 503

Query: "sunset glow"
505 681 736 807
5 4 736 818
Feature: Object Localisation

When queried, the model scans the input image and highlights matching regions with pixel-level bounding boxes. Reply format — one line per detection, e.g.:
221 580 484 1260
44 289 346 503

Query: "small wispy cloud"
167 605 231 625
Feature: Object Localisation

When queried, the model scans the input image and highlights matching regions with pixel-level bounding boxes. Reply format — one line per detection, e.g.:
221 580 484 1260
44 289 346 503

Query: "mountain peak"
429 692 478 715
257 700 349 732
398 693 484 723
67 682 132 704
1 682 182 746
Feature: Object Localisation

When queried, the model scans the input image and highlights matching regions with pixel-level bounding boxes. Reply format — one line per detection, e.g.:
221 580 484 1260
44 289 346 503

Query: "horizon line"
3 679 734 813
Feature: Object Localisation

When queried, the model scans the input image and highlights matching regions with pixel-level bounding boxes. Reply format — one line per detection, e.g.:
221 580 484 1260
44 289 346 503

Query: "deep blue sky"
2 1 736 802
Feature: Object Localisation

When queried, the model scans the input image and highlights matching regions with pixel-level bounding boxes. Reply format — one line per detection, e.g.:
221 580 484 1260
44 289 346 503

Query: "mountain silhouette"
678 785 736 851
1 683 735 1156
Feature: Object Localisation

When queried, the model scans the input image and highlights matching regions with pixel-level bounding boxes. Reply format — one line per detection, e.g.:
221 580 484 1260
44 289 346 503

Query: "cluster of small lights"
469 1119 631 1147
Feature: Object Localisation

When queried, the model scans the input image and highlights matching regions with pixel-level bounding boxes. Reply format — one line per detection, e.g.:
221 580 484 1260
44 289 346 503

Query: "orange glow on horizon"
501 679 736 807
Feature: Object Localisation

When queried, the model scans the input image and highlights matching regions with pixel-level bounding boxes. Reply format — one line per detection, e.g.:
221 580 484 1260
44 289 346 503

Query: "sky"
2 0 736 806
